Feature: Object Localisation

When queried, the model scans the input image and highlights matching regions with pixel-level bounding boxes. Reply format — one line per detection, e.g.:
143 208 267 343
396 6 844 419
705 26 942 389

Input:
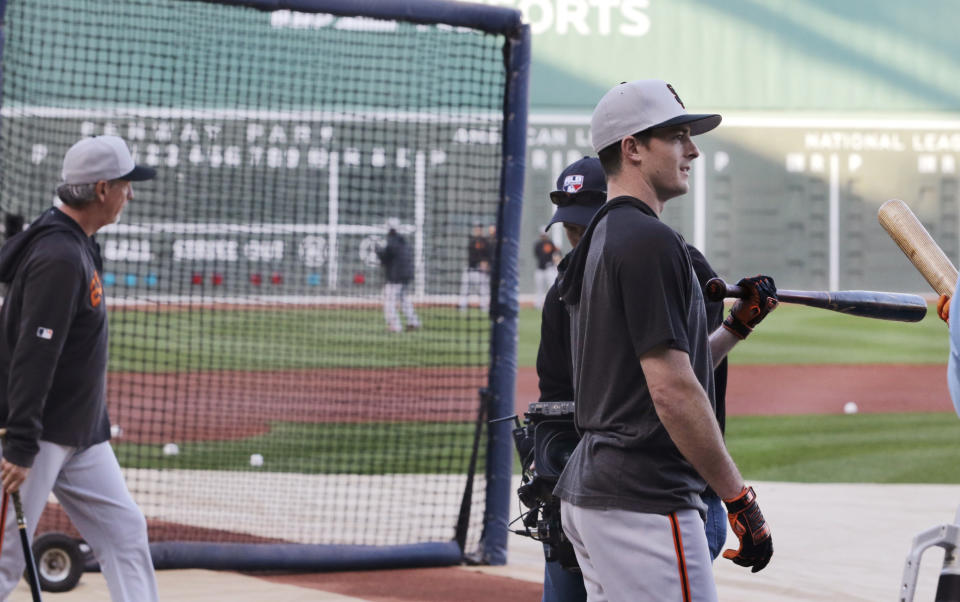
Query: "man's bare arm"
709 326 740 368
640 344 742 500
707 274 779 367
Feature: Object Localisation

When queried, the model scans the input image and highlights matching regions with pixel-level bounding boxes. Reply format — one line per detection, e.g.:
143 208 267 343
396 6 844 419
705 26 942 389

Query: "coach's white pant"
561 500 717 602
458 268 491 310
534 266 557 309
0 440 158 602
384 282 420 332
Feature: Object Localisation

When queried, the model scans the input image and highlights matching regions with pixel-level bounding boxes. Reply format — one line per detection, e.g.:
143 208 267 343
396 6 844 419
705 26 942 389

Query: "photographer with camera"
533 157 605 602
554 80 776 601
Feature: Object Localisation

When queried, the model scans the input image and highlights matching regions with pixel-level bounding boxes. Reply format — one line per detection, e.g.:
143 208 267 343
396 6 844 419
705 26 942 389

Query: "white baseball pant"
561 500 717 602
0 440 158 601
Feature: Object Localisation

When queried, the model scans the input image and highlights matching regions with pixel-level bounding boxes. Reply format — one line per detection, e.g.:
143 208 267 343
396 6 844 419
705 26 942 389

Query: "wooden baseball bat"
704 278 927 322
0 428 43 600
878 199 959 296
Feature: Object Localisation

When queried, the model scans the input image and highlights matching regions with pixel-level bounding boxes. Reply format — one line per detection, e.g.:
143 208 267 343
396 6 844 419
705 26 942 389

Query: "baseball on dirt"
162 443 180 456
110 424 123 438
843 401 859 415
250 453 264 467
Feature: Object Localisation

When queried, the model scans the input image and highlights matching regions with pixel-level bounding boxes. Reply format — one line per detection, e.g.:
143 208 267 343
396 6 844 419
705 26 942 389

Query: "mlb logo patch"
36 327 53 340
562 174 584 193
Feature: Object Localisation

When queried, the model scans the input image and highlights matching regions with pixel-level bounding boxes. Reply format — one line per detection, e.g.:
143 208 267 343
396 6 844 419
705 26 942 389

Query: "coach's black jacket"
377 230 414 284
0 207 110 467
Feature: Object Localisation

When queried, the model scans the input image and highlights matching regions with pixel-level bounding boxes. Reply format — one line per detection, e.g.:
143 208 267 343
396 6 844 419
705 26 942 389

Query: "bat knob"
704 278 728 302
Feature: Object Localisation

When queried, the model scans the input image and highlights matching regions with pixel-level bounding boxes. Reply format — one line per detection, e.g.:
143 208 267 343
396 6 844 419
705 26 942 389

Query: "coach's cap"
61 135 157 185
590 79 721 153
546 157 606 231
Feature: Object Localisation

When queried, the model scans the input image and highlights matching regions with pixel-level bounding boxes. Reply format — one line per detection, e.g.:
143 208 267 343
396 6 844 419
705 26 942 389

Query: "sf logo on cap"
666 83 685 108
562 175 584 193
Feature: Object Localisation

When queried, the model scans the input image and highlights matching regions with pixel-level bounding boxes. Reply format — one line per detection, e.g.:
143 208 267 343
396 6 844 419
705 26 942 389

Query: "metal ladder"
901 505 960 601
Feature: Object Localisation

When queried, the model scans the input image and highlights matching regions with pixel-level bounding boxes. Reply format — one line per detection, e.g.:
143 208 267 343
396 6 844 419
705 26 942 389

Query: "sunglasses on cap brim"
549 190 606 207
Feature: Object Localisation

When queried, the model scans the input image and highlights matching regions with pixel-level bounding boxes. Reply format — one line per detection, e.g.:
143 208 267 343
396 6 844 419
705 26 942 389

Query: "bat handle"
0 429 41 601
12 492 26 528
704 277 745 302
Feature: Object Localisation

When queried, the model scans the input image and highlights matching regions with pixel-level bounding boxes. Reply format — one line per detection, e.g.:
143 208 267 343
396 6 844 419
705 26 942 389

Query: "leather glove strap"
722 315 752 340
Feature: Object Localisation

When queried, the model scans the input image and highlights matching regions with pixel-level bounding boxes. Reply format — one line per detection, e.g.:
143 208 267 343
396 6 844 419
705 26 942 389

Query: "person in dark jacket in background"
376 224 420 333
458 222 493 311
535 157 605 602
0 135 159 600
532 232 560 310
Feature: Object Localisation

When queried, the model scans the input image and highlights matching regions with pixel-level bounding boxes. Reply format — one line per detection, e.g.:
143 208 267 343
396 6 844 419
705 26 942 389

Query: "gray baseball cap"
61 135 156 185
590 79 721 153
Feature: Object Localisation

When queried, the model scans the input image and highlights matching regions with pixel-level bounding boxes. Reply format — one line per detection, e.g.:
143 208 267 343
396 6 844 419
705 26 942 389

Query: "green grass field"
114 422 479 475
724 302 949 365
109 306 492 371
111 302 948 371
113 413 960 483
727 413 960 483
518 302 949 366
109 302 958 484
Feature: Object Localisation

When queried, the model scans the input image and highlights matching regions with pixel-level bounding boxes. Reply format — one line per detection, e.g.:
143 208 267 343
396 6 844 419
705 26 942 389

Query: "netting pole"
0 0 6 144
480 23 530 566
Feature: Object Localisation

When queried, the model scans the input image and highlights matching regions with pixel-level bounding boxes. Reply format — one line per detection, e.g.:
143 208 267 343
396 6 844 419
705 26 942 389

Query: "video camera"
510 401 581 571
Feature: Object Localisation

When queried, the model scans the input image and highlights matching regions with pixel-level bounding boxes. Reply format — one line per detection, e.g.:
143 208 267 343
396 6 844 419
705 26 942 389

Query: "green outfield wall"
469 0 960 113
521 115 960 294
500 0 960 294
6 0 960 295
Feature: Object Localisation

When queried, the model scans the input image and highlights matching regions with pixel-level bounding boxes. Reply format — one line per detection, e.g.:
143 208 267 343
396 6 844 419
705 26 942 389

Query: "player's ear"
621 135 644 168
94 180 108 201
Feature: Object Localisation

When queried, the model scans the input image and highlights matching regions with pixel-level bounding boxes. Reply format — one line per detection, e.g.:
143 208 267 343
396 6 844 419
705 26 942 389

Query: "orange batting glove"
723 275 778 340
723 486 773 573
937 294 951 325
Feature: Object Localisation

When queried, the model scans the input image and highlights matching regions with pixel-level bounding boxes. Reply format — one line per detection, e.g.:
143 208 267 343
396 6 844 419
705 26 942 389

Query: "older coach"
0 136 159 600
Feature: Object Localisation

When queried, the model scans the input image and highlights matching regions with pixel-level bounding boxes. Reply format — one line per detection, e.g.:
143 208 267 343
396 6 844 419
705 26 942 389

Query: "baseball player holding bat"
538 157 769 602
554 80 775 601
0 136 159 600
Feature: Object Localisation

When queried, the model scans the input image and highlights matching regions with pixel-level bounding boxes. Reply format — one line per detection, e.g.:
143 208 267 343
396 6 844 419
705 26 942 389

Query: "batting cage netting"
0 0 529 569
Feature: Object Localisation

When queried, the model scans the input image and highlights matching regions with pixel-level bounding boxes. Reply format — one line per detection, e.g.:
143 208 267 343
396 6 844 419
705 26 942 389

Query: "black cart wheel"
32 532 83 593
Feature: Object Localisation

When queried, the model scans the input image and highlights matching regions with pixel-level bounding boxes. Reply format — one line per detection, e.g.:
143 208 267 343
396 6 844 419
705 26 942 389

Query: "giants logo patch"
562 174 584 193
90 271 103 308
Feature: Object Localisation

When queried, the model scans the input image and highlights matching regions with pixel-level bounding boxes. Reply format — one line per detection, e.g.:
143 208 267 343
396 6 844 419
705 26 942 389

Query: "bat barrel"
778 290 928 322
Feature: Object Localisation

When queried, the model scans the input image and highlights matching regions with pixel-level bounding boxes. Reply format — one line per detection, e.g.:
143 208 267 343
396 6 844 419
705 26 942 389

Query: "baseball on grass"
162 443 180 456
250 453 264 467
843 401 859 415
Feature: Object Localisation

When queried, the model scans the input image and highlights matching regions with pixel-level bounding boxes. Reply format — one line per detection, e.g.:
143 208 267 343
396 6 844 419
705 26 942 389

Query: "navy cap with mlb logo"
546 156 606 231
